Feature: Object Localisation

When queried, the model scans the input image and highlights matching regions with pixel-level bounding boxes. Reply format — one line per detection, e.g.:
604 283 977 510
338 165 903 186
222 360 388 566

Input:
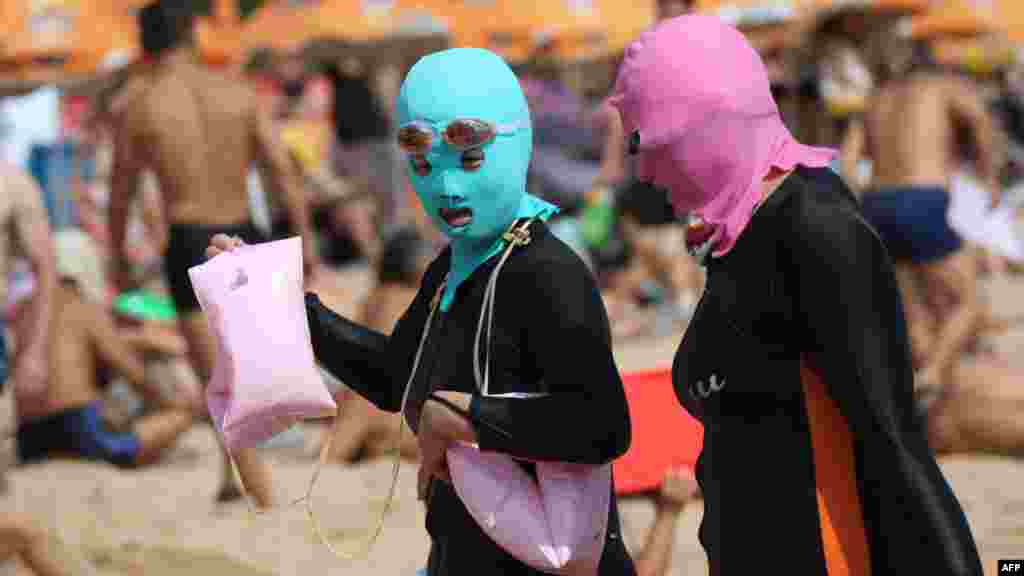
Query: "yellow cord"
302 404 404 559
222 396 401 560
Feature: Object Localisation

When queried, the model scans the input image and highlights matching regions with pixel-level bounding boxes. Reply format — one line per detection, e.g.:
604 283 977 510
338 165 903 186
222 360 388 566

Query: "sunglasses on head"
397 118 526 156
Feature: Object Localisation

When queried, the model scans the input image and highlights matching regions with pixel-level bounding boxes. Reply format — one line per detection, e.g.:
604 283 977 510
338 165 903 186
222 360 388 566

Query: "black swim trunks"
164 221 267 313
859 187 963 265
17 402 141 468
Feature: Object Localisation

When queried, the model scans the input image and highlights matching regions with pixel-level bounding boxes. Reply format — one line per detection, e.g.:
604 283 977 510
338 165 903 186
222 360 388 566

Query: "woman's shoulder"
505 220 598 287
777 166 883 255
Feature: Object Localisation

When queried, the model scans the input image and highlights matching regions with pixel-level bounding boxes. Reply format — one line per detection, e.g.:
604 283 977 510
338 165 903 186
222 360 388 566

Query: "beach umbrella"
240 0 314 53
907 0 1004 39
804 0 929 15
697 0 801 27
196 17 244 67
930 34 1014 73
490 0 609 63
401 0 542 62
994 0 1024 42
803 0 929 53
71 2 141 74
903 0 1010 73
594 0 655 56
397 0 607 63
1 0 243 87
242 0 449 68
309 0 450 44
0 0 140 85
295 0 449 72
193 0 244 67
695 1 818 60
1 0 104 65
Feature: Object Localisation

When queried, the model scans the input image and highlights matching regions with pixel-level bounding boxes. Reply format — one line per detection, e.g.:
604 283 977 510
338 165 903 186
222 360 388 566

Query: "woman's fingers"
205 234 246 260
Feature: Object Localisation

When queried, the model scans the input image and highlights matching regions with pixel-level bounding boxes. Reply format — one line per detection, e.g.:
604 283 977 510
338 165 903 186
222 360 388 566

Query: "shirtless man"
108 1 317 507
857 32 1001 391
0 163 55 411
0 161 63 576
15 231 192 468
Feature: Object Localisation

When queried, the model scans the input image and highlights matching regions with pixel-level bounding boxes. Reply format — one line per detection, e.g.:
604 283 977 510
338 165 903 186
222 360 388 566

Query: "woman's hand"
416 391 476 501
205 233 245 260
657 467 699 511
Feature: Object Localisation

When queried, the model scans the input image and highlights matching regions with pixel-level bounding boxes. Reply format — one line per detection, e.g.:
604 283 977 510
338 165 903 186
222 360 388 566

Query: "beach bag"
188 237 338 512
443 218 611 575
190 236 402 558
189 236 336 453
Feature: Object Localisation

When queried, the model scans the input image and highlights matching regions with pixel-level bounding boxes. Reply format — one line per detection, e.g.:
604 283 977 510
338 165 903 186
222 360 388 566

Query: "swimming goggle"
397 118 526 155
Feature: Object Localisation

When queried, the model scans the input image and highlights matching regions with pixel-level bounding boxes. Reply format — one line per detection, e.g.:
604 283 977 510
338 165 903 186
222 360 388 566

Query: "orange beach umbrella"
994 0 1024 42
241 0 314 53
908 0 1003 39
0 0 140 79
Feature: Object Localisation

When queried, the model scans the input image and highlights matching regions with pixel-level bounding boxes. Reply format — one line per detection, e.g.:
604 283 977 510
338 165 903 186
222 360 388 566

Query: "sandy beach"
2 272 1022 575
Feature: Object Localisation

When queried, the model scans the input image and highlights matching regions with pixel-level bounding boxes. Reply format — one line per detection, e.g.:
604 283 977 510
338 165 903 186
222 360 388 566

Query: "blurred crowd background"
3 0 1024 338
2 0 1024 574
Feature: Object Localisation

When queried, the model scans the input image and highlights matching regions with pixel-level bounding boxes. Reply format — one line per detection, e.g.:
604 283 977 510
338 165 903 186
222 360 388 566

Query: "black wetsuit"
305 220 636 575
674 166 983 575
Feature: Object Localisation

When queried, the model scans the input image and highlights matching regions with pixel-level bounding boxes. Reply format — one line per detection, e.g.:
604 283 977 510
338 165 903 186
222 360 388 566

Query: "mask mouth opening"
440 207 474 228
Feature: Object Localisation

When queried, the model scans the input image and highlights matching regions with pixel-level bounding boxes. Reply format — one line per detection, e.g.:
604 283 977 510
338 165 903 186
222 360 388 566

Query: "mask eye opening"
460 148 484 171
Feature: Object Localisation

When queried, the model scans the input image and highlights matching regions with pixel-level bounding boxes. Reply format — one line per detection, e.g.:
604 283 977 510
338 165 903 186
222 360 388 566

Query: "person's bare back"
28 285 101 419
866 73 956 188
864 67 998 196
116 56 254 225
27 283 174 418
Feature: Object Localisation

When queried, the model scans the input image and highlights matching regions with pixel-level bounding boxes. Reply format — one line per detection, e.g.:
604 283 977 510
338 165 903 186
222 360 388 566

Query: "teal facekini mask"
396 48 558 311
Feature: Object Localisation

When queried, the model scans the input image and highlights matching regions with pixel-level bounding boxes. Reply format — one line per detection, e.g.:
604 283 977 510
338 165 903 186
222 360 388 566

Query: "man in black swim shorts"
107 1 317 507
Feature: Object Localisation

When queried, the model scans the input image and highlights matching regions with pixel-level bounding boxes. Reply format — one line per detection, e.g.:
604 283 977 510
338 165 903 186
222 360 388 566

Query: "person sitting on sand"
15 232 193 468
321 227 430 463
900 254 1024 369
923 356 1024 459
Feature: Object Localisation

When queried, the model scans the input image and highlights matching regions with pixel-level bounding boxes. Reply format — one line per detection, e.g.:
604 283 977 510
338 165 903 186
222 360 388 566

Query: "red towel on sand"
614 369 704 495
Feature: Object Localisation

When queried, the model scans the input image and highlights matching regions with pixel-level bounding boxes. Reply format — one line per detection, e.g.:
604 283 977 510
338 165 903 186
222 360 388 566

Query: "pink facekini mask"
609 15 836 257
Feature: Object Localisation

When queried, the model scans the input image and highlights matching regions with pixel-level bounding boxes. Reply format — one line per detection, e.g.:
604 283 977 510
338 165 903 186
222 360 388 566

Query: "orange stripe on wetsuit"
801 360 871 576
